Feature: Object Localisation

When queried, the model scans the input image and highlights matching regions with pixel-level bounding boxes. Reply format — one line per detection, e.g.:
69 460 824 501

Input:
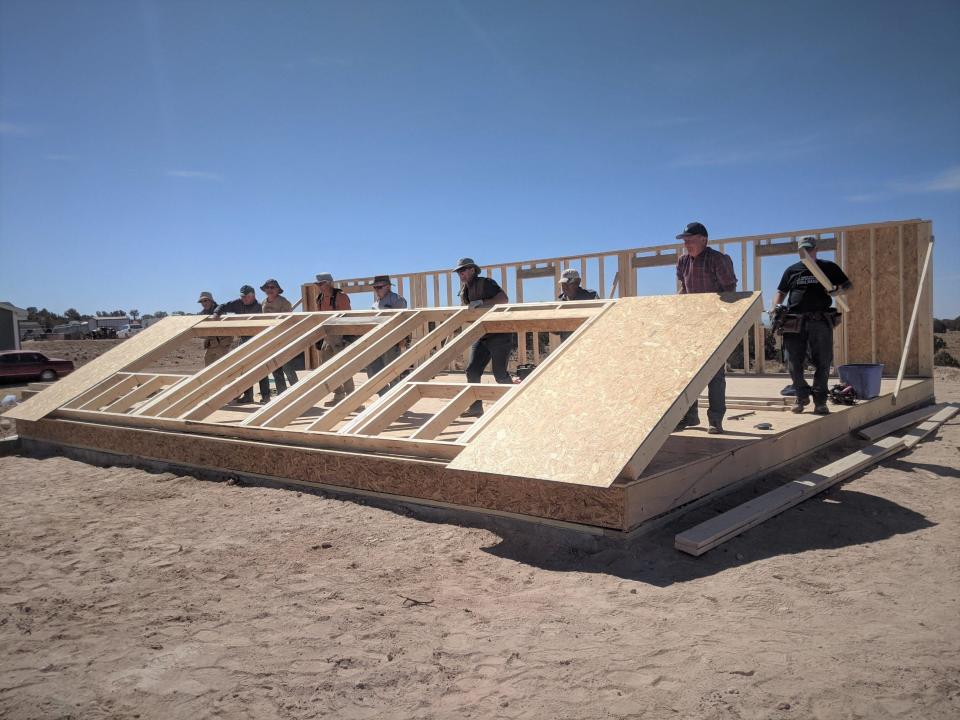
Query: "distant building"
0 302 28 351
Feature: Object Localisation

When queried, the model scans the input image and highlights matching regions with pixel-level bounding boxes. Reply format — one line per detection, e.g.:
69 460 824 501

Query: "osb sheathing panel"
449 292 762 487
874 225 903 374
842 223 926 375
18 419 626 529
843 229 874 364
900 223 919 376
3 315 202 422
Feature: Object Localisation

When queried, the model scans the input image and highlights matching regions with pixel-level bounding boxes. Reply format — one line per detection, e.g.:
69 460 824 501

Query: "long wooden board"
2 315 202 422
448 292 762 487
901 404 959 449
857 403 941 441
675 434 905 556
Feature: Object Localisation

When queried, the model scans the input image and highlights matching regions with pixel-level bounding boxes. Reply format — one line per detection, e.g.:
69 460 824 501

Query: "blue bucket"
838 363 884 399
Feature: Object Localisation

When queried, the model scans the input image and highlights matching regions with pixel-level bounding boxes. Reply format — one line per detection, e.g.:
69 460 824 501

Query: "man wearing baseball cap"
557 268 599 342
196 291 232 366
366 275 409 397
558 268 599 302
771 237 852 415
674 222 738 434
213 285 269 404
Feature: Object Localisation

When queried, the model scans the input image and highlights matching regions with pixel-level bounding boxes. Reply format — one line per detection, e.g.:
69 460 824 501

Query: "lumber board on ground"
901 404 959 449
2 315 202 422
857 403 941 441
448 292 762 487
675 435 905 556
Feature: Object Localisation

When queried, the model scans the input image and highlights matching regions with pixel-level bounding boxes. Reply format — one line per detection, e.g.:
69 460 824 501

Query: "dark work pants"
238 336 271 403
465 334 512 409
682 366 727 428
783 317 834 404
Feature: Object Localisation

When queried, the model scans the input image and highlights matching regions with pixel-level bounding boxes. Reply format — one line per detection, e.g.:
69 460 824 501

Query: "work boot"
675 415 699 432
461 401 484 418
813 403 830 415
791 397 810 414
707 424 723 435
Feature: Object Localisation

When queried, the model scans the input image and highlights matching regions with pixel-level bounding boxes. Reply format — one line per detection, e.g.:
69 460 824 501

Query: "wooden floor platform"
14 374 934 533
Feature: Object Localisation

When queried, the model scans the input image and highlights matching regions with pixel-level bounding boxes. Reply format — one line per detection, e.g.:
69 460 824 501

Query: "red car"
0 350 75 382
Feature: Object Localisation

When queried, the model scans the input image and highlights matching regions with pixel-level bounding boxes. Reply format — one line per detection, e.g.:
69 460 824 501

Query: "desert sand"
0 354 958 719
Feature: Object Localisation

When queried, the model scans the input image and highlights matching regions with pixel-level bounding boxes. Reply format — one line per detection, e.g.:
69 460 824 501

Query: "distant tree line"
934 316 960 333
24 307 189 330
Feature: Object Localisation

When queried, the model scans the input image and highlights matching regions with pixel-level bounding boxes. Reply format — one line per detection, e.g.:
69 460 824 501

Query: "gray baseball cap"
798 236 817 250
559 268 581 284
197 291 214 303
315 272 334 284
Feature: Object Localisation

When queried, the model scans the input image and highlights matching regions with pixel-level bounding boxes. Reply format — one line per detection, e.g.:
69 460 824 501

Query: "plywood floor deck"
634 375 929 483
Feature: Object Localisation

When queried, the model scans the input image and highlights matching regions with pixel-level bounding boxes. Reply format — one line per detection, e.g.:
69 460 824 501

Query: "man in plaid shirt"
674 222 738 434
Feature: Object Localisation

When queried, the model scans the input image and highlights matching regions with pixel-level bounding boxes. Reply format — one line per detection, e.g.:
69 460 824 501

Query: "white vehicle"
116 323 144 339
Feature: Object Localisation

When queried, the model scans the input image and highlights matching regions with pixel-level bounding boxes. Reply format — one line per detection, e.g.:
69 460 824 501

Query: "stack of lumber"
676 403 959 556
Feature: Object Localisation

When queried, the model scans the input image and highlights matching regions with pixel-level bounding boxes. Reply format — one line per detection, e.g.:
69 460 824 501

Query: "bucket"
838 363 884 399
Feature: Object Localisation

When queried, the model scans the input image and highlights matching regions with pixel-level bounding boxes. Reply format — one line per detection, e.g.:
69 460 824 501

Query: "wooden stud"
243 311 432 429
102 375 179 414
344 383 422 436
306 309 482 432
138 315 316 418
409 387 476 440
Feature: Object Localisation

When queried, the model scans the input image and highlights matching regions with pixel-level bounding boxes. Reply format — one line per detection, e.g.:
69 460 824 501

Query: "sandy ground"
0 369 958 719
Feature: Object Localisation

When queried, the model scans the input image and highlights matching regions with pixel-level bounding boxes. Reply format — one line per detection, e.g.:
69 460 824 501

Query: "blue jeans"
682 366 726 428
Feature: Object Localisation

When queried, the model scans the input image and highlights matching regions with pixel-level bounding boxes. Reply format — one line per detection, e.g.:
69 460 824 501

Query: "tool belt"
778 308 842 335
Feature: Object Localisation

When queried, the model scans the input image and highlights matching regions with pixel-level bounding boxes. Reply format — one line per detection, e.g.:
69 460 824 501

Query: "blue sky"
1 0 958 317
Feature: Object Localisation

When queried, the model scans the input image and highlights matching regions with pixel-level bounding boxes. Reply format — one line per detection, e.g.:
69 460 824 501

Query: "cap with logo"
676 221 709 239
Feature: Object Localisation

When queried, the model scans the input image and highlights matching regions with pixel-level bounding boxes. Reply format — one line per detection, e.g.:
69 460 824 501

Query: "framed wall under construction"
6 236 937 532
303 219 934 378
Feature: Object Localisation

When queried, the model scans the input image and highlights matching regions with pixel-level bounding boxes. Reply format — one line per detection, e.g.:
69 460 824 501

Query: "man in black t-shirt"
455 257 511 417
772 237 852 415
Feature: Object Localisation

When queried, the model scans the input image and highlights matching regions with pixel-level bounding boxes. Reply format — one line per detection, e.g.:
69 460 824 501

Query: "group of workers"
194 220 850 430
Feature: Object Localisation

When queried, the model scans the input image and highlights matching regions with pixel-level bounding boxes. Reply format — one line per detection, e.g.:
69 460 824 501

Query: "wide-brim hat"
454 257 479 273
260 278 283 293
372 275 392 287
